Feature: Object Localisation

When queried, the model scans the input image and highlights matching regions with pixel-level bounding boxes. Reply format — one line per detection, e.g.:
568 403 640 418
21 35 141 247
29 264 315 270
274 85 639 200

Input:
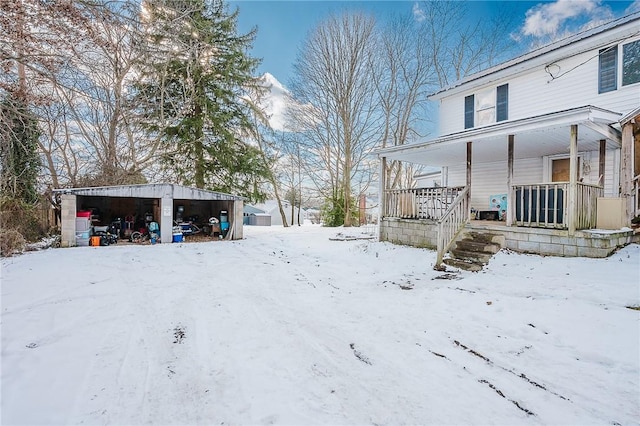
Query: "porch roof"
620 106 640 126
375 106 622 167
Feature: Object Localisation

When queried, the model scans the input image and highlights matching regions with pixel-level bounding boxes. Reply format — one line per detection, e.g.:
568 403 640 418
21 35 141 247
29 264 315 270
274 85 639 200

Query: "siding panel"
447 158 543 208
445 151 620 206
439 36 640 135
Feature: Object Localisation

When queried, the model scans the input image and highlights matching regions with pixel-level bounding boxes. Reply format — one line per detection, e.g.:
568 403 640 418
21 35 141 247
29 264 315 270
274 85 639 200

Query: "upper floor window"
464 95 474 129
598 40 640 93
496 84 509 121
622 40 640 86
598 46 617 93
464 84 508 129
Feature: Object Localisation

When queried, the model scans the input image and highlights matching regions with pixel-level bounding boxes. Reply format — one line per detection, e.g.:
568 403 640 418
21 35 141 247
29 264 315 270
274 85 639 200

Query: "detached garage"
54 184 244 247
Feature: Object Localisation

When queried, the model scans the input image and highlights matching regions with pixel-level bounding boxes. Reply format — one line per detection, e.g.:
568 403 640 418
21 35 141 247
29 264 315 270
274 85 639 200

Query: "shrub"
320 192 359 227
0 196 47 256
0 229 25 257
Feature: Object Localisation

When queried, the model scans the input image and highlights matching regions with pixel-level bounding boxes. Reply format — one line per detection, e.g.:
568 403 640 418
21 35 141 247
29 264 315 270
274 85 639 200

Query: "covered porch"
376 106 635 264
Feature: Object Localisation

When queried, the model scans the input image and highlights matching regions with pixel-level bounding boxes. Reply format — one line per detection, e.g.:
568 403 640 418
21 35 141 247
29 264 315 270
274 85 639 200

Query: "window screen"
496 84 508 122
598 46 617 93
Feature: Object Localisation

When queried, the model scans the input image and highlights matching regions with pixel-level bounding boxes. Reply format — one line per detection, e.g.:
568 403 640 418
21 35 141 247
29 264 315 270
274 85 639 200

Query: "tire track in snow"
421 337 579 420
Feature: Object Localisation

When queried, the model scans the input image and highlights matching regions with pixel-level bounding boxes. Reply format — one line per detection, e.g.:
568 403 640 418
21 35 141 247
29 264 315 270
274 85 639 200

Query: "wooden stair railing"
435 186 470 268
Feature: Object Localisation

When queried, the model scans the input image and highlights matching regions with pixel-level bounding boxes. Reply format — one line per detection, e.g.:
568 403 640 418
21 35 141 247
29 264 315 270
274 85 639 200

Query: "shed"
243 205 268 225
248 213 271 226
54 183 244 247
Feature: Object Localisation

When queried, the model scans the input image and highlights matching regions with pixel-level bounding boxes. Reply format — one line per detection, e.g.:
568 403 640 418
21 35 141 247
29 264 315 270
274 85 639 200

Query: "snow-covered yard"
2 225 639 425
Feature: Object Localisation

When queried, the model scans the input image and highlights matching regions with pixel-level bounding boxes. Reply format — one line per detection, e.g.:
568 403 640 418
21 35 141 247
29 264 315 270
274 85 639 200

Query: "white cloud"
258 73 314 132
521 0 613 39
412 2 425 22
260 72 290 131
626 0 640 14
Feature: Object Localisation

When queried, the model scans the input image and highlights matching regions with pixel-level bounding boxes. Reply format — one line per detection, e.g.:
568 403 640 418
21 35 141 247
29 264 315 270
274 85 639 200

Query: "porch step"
465 231 505 246
444 231 505 271
450 248 494 264
442 257 484 272
454 239 501 254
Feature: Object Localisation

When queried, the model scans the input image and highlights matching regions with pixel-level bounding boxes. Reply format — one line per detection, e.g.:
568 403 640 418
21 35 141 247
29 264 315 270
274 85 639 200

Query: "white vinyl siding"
438 35 640 135
445 151 619 207
447 158 543 209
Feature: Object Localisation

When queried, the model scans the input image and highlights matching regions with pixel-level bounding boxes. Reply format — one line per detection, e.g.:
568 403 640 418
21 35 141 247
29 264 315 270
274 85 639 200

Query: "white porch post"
378 156 387 237
598 139 606 187
621 123 634 223
442 166 449 187
466 142 473 222
507 135 514 226
467 142 473 200
568 124 578 235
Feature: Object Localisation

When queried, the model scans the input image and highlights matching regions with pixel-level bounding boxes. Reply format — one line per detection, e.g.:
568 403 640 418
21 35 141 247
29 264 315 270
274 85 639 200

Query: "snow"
2 225 639 425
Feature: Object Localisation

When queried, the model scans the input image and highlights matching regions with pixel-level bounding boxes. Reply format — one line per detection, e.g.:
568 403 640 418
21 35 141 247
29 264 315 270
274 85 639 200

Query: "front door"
552 158 580 182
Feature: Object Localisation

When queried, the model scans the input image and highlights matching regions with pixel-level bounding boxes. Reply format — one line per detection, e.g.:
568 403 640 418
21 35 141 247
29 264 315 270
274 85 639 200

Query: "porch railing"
511 182 603 230
576 182 604 230
436 186 470 266
384 186 465 220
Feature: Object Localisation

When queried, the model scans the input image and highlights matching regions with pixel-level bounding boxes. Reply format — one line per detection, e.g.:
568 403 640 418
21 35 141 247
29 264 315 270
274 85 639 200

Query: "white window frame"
621 38 640 87
475 87 496 126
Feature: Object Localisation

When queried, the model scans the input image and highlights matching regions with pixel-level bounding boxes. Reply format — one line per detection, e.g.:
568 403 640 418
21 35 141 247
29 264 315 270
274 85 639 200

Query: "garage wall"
60 194 77 247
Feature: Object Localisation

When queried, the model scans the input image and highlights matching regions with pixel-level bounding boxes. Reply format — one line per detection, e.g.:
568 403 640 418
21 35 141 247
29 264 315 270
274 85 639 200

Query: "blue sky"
231 0 639 86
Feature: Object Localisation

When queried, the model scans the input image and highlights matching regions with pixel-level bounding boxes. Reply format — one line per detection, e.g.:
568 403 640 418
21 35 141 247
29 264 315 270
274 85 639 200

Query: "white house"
375 12 640 268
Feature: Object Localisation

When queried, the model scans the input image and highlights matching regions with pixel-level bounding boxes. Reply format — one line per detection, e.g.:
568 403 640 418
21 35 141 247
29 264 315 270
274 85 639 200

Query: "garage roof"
53 183 244 201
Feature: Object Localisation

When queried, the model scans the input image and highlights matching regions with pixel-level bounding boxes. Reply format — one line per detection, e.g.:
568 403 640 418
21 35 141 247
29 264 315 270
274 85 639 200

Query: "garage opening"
55 184 244 247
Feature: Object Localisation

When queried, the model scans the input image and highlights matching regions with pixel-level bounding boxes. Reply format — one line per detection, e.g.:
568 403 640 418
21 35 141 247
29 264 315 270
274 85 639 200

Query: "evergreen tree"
0 95 40 205
135 0 269 198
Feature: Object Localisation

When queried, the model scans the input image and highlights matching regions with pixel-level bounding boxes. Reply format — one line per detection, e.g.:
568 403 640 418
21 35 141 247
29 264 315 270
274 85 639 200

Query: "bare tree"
371 13 436 190
418 0 517 87
39 3 154 188
289 12 380 227
370 2 517 191
1 1 155 191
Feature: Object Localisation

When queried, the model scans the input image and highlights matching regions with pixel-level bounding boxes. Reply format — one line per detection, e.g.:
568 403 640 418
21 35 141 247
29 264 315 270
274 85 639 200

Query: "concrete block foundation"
380 217 638 258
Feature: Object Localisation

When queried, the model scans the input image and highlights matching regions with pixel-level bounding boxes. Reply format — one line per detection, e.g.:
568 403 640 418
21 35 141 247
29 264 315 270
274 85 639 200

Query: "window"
622 40 640 86
464 84 508 129
496 84 508 122
598 46 617 93
476 88 495 126
598 40 640 92
464 95 474 129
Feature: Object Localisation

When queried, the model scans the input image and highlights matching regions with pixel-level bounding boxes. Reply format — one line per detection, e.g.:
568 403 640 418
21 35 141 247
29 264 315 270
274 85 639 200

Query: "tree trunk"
194 78 205 188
